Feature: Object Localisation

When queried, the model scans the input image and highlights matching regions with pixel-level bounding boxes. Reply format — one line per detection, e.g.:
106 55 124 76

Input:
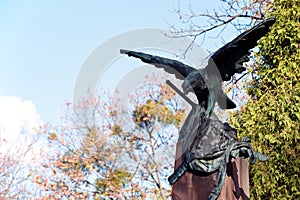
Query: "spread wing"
208 17 276 81
120 49 197 80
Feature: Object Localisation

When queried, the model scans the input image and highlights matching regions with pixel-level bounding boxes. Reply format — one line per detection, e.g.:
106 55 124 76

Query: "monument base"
171 140 250 200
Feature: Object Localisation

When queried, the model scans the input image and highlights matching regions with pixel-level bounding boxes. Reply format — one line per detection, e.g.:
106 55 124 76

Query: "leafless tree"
0 134 42 199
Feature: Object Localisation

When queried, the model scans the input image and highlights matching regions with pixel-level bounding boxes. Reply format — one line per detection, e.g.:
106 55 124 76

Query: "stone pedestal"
171 140 250 200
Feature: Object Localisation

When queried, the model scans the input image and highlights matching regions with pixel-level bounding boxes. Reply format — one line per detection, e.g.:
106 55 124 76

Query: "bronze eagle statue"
120 18 276 117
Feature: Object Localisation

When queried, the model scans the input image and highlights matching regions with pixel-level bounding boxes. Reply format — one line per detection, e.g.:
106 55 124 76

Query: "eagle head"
182 80 194 95
182 71 205 95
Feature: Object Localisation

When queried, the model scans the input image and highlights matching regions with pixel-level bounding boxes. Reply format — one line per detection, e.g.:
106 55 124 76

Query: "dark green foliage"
230 0 300 199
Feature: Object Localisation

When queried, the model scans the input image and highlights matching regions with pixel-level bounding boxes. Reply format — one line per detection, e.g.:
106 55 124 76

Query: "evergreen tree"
230 0 300 199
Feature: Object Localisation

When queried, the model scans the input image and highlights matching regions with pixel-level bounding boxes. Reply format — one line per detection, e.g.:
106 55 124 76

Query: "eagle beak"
182 82 193 95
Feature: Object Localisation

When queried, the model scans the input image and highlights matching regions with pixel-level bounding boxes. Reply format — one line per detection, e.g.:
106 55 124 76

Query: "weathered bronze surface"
121 17 275 200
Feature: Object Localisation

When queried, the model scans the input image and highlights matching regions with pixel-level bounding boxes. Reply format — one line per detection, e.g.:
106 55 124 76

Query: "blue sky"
0 0 233 133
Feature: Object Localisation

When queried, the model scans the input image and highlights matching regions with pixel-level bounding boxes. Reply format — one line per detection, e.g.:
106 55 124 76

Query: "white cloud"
0 96 43 142
0 97 45 195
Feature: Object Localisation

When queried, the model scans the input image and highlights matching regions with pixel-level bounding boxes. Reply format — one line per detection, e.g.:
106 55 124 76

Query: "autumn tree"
35 95 139 199
35 74 186 199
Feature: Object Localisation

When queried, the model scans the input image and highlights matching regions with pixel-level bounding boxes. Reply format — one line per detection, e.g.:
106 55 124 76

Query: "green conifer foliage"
230 0 300 199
